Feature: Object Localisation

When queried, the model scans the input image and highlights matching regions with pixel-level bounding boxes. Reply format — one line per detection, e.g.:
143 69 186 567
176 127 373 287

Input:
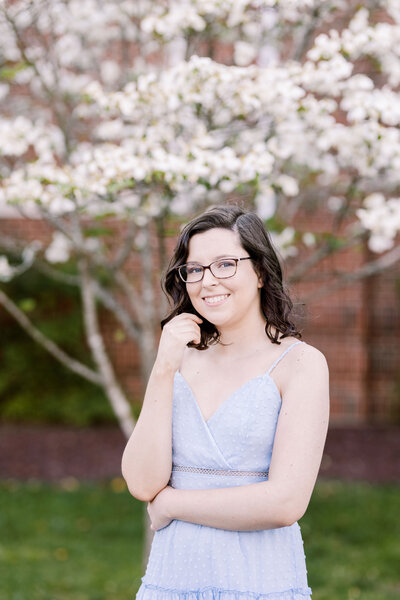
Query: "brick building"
2 211 398 426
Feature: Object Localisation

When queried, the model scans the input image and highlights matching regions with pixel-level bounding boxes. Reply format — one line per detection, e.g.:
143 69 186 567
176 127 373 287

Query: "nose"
201 266 219 285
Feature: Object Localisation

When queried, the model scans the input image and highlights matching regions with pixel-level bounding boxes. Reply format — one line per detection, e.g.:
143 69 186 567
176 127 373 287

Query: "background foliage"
0 266 115 425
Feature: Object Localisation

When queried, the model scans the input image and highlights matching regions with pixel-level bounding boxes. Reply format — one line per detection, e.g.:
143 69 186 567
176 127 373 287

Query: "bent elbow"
126 484 155 503
121 470 155 502
121 468 169 502
121 466 150 502
277 514 300 528
276 499 308 528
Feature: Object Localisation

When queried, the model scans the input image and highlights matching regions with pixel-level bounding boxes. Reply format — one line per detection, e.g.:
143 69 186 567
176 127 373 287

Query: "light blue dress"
136 340 312 600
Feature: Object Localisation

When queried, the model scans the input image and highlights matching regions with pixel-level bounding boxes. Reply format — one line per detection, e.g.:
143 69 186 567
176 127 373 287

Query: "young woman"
122 205 330 600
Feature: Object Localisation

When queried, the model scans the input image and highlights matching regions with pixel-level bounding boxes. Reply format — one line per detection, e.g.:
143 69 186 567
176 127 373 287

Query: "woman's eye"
218 261 234 269
187 265 202 274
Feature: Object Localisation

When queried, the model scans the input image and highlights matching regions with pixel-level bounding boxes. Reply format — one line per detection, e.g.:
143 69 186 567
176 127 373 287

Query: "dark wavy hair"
161 205 302 349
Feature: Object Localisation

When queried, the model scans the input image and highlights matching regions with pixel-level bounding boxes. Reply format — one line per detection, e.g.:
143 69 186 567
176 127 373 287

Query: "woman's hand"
147 485 176 531
155 313 203 374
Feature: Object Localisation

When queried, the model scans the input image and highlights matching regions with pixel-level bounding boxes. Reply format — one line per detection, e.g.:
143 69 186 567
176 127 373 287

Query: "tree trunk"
78 257 135 438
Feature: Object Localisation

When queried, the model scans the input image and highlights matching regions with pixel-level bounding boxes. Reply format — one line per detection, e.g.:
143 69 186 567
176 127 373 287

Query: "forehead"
187 228 244 262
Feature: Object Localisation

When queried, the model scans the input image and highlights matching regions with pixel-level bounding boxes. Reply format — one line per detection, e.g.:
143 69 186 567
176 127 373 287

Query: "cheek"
185 285 201 307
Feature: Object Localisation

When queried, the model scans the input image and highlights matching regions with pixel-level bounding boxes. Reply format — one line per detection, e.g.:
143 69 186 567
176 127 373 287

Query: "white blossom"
327 197 344 212
234 41 257 67
0 0 399 255
255 186 276 220
45 232 72 264
356 194 400 252
0 256 15 281
271 227 298 259
276 175 299 197
302 232 316 247
100 61 121 86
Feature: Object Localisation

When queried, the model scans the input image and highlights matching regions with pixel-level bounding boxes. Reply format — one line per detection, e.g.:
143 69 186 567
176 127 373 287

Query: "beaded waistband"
172 465 269 477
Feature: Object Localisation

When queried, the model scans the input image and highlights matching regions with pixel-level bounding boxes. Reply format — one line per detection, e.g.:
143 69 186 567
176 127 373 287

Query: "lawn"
0 479 399 600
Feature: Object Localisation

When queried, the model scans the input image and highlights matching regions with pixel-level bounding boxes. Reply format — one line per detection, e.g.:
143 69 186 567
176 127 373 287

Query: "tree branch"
303 243 400 304
92 281 141 342
291 10 321 61
114 271 142 322
35 260 142 342
2 5 71 156
0 287 102 385
34 260 81 286
288 232 367 284
110 220 137 270
78 257 135 438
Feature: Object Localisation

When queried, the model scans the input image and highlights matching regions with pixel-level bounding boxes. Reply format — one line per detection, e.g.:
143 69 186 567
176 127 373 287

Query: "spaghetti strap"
266 340 304 375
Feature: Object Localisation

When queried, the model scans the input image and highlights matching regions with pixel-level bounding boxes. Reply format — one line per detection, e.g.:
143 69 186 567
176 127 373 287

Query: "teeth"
204 294 229 304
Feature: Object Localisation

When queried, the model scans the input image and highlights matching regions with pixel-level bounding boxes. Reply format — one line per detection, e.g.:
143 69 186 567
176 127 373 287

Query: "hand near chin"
155 313 203 374
147 485 176 531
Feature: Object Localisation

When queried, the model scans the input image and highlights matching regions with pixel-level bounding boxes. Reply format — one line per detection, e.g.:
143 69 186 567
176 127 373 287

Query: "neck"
216 312 276 357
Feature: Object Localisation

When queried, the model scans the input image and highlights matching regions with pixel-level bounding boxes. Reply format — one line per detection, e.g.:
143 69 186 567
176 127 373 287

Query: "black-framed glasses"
176 256 252 283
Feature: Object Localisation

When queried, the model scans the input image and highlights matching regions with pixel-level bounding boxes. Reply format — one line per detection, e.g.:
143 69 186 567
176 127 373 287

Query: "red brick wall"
1 216 399 424
366 262 400 422
289 206 400 425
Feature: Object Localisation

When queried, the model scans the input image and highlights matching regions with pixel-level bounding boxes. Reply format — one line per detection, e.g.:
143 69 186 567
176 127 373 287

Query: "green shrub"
0 265 116 426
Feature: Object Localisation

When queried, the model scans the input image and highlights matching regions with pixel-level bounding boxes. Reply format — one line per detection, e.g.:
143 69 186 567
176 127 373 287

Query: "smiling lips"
202 294 230 306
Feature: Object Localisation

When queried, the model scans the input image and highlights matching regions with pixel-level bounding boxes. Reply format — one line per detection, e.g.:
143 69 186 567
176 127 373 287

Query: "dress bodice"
172 370 283 477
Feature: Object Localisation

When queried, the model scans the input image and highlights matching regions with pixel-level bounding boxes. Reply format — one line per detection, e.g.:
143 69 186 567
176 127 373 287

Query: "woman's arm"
121 363 175 502
148 343 329 531
121 313 202 502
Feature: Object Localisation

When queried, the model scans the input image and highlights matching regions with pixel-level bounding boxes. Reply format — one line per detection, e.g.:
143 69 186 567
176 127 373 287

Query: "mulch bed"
0 424 399 483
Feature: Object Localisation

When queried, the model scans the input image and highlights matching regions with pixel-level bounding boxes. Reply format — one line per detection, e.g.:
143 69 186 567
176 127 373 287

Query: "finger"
179 312 203 324
191 329 202 344
187 336 201 345
176 325 202 338
178 326 201 344
167 324 201 341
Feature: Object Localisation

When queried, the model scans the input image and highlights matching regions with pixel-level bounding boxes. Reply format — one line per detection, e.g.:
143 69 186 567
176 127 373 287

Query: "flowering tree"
1 0 400 441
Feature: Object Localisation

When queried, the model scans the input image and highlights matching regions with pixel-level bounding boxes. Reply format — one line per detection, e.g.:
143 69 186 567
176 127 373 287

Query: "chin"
203 314 231 328
193 304 232 328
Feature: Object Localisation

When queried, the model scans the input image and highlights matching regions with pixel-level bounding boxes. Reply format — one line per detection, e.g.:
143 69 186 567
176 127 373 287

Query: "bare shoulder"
267 342 329 420
295 341 329 371
274 338 328 389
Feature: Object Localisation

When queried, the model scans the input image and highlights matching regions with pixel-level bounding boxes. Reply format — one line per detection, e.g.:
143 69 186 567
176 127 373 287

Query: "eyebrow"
186 254 237 263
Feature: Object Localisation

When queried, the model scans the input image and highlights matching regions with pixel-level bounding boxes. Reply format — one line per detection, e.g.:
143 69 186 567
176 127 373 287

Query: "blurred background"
0 1 399 599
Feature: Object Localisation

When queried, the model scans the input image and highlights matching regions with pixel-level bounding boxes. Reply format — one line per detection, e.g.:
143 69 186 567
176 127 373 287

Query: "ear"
251 260 263 288
254 266 263 288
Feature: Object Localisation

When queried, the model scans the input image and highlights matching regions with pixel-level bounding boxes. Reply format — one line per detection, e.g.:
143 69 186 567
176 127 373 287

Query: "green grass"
0 478 144 600
302 480 400 600
0 479 399 600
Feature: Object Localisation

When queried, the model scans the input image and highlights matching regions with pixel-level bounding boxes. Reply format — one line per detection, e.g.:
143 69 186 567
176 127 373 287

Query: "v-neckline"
175 370 282 426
